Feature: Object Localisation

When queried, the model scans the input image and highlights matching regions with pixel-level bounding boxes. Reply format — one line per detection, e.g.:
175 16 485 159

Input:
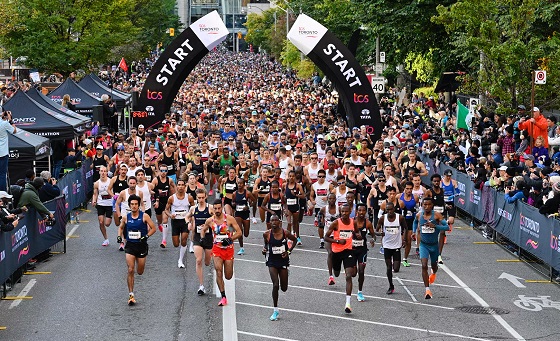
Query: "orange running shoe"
429 273 437 284
425 289 432 299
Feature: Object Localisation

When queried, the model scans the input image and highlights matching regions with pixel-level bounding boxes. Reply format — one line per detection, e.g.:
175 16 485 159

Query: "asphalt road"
1 207 560 341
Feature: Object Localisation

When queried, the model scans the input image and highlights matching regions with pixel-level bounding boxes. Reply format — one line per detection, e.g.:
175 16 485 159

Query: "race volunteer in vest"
352 204 376 302
262 214 298 321
152 163 177 248
92 166 114 247
413 197 449 299
440 169 459 257
117 194 156 306
186 188 214 296
165 178 194 268
324 204 362 314
309 169 332 248
201 199 242 307
376 202 407 295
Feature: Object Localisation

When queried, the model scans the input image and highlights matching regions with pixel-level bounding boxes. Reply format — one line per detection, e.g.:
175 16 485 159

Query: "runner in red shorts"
201 198 242 306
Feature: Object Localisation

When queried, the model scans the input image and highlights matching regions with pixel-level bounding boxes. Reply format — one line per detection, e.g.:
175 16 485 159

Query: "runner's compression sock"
162 224 168 242
346 295 351 305
179 245 187 263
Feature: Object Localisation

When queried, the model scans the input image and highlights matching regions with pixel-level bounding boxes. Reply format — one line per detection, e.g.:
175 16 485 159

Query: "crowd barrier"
418 154 560 272
0 196 67 285
57 158 94 215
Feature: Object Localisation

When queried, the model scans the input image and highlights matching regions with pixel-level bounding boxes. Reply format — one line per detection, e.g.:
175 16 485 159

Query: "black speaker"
92 105 103 126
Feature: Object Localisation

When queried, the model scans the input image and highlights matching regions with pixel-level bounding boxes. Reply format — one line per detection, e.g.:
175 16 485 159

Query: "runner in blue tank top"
440 169 459 264
399 181 419 268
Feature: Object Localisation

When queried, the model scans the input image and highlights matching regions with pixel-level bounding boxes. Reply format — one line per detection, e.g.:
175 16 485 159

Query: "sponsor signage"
287 14 382 142
133 11 228 128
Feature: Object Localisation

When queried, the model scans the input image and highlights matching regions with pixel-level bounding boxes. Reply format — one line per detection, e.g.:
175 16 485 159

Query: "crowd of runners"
89 48 460 318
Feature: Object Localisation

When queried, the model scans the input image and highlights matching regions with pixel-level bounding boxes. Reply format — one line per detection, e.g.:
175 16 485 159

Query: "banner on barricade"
0 196 66 284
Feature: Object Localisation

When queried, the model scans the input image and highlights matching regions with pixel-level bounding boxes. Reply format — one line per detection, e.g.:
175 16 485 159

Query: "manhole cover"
458 306 509 315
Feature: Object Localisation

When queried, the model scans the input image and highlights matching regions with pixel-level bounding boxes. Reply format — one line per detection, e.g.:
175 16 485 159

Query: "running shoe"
415 248 420 256
314 218 318 227
189 241 194 253
237 248 245 255
119 242 125 251
198 285 205 296
344 304 352 314
128 294 136 306
425 289 432 299
269 311 279 321
379 247 384 254
160 241 167 248
251 217 258 224
438 255 443 264
402 260 410 267
429 273 437 284
178 260 185 269
158 224 163 232
319 241 325 249
218 297 228 306
356 292 365 302
386 287 395 295
102 239 110 247
297 237 302 246
328 276 335 285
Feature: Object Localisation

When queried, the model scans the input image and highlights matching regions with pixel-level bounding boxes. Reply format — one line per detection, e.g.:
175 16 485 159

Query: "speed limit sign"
535 70 547 84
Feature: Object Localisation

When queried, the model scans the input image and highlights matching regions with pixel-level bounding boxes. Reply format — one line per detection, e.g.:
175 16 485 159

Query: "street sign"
535 70 546 84
375 64 383 74
371 77 385 93
379 52 386 63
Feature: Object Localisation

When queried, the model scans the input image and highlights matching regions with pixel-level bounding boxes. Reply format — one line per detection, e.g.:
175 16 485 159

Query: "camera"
45 216 56 226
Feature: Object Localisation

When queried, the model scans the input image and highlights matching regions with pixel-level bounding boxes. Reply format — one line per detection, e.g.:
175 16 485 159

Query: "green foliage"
412 87 436 98
0 0 180 75
405 50 438 84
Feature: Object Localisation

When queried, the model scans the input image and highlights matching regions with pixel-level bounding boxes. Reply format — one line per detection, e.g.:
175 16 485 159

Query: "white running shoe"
178 260 185 268
251 217 257 224
102 239 109 247
189 241 194 253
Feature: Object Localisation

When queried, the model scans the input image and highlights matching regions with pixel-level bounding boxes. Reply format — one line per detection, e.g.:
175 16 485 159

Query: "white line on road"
440 264 526 341
238 331 301 341
235 257 461 289
237 278 453 310
219 270 238 341
236 301 493 341
395 276 417 302
66 224 80 241
242 242 422 267
9 279 36 309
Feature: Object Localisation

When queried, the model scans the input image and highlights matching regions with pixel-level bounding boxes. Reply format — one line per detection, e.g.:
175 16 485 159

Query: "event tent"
48 78 102 116
79 74 131 110
8 129 50 184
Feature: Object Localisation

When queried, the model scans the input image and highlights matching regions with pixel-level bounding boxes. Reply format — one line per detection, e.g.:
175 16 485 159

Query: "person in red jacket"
518 107 549 149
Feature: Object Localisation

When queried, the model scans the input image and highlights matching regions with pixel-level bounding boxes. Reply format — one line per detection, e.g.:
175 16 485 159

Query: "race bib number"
406 211 414 217
378 199 384 206
196 225 204 233
316 189 328 196
101 194 112 200
225 183 236 191
167 165 173 171
146 175 152 182
214 234 228 243
271 245 285 255
128 231 141 240
339 231 352 239
159 190 168 197
444 195 453 202
434 206 444 213
236 205 246 212
174 210 187 219
421 225 435 234
352 239 364 247
386 227 399 235
270 204 282 211
287 198 297 205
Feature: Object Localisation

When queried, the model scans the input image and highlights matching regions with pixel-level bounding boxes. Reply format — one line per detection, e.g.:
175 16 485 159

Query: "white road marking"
238 331 301 341
235 257 461 289
220 270 238 341
9 279 36 309
396 276 417 302
237 278 453 310
242 241 422 267
440 264 526 341
237 301 493 341
66 224 80 241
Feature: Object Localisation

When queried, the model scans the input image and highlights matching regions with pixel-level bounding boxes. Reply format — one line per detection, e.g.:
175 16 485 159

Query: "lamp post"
270 0 292 35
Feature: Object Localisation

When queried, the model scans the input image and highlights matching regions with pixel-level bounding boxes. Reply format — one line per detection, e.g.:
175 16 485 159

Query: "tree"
0 0 180 75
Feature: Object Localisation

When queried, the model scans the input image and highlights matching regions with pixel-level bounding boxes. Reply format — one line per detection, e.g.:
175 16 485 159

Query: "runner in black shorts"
261 180 284 229
376 202 407 295
187 188 214 295
233 178 256 256
352 204 375 302
92 166 114 247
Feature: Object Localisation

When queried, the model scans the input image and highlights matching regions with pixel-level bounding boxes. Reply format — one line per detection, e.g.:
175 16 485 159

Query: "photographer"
18 177 54 220
38 171 61 202
0 110 17 191
0 191 24 232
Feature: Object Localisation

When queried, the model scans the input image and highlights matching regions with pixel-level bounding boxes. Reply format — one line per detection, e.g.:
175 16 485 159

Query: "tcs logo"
146 89 163 100
353 93 369 103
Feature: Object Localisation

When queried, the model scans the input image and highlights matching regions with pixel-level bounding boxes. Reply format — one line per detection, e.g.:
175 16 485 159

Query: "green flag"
456 100 469 130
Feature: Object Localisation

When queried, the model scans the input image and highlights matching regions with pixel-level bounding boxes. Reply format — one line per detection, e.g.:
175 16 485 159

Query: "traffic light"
237 32 242 39
170 28 175 37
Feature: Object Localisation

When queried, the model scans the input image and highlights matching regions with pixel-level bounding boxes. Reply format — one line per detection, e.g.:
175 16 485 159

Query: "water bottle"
75 212 80 223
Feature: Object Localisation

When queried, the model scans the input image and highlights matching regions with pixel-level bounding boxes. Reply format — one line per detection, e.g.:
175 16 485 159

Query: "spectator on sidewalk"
18 177 54 220
518 107 549 149
38 171 61 202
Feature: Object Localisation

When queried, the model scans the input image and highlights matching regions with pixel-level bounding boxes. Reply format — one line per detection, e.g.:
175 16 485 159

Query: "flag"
456 99 470 130
118 57 128 72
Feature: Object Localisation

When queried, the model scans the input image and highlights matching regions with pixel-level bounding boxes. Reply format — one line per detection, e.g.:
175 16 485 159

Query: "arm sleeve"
435 219 450 231
412 217 418 233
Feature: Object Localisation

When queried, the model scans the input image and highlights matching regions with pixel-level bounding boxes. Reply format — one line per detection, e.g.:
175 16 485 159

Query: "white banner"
190 11 229 50
287 14 328 55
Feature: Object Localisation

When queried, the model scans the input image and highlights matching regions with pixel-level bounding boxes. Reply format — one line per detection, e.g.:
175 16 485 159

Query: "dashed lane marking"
238 331 300 340
236 301 493 341
236 278 454 310
7 279 36 309
23 272 51 275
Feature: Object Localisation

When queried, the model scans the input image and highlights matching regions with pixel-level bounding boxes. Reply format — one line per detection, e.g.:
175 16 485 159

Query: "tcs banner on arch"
133 11 229 128
287 14 383 143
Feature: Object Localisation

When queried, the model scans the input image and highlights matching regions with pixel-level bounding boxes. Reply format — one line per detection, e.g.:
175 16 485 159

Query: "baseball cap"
0 191 13 199
96 144 104 150
285 145 292 151
364 161 372 166
525 154 535 161
117 144 125 151
533 107 540 112
138 124 144 129
499 166 508 171
296 143 303 148
83 138 92 145
317 134 324 139
384 148 391 154
328 160 336 164
444 169 453 175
